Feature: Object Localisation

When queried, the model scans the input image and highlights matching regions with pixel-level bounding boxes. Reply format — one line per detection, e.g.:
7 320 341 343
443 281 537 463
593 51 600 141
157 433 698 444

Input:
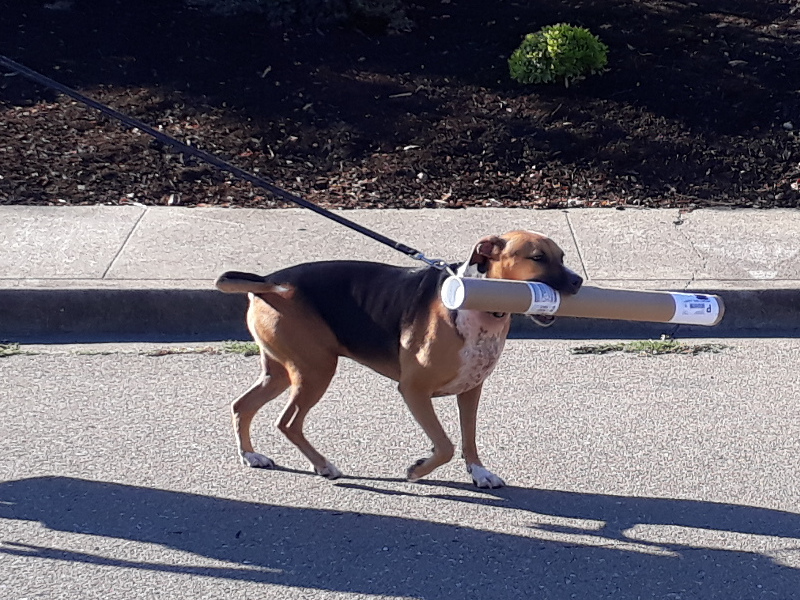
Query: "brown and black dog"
215 230 582 488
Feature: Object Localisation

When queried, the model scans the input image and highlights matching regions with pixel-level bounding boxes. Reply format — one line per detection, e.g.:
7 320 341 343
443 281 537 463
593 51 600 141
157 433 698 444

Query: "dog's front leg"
399 382 455 482
457 385 505 489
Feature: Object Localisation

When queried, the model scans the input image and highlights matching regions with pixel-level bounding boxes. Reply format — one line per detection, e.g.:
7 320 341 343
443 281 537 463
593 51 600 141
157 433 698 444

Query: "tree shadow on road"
2 476 799 598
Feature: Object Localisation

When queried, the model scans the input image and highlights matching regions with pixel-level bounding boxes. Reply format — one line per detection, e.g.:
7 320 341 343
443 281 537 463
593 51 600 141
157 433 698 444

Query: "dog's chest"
437 310 507 396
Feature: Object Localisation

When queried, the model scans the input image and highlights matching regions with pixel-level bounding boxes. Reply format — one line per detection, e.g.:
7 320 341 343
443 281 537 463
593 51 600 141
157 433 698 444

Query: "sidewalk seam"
672 210 708 290
101 207 147 279
564 210 589 281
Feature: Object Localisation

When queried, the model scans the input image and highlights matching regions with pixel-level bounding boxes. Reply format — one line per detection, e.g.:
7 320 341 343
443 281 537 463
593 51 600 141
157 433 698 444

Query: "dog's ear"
472 235 505 265
458 235 506 277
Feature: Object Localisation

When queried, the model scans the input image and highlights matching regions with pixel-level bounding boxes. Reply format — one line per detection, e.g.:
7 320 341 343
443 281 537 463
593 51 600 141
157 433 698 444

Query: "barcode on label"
679 298 712 315
533 286 557 304
526 282 560 315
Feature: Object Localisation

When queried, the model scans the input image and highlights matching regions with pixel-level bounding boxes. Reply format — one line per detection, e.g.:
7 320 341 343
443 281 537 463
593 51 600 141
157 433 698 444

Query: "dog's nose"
559 271 583 295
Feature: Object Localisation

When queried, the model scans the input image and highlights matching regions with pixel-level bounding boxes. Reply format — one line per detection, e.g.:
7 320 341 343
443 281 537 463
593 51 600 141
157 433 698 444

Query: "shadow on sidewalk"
1 476 799 598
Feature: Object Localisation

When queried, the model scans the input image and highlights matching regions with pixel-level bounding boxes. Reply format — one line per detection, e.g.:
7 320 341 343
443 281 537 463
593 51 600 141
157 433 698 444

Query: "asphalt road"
1 339 799 599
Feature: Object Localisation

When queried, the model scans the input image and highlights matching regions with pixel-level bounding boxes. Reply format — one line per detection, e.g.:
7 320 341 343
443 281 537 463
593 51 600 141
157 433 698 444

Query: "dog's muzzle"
527 270 583 327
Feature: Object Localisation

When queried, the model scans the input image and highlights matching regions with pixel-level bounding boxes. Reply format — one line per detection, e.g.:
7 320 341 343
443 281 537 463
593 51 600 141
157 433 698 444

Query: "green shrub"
509 24 608 86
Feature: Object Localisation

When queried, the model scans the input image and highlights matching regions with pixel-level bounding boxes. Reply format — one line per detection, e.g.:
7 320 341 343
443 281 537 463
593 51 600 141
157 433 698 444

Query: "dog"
215 230 583 488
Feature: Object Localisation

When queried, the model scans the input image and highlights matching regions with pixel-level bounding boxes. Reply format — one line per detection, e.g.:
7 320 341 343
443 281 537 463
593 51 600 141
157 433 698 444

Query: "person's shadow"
2 475 799 599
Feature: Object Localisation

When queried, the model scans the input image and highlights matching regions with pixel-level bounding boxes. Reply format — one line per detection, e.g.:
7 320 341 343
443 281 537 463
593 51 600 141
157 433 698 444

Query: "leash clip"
413 252 456 276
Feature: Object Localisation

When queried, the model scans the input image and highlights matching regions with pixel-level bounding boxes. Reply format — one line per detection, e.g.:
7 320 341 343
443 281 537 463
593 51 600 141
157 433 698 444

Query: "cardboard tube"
441 276 725 326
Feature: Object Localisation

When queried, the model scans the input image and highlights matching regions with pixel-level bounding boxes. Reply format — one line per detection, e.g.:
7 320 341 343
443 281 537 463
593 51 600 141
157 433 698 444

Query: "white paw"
467 464 505 489
241 452 275 468
315 461 342 480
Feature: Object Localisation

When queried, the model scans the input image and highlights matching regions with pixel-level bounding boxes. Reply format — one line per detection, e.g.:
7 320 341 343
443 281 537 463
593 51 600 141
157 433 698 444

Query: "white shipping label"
668 294 721 325
524 282 561 315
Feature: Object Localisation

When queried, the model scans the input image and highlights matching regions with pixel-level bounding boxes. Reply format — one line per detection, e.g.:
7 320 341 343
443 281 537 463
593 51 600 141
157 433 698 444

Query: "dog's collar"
455 261 487 279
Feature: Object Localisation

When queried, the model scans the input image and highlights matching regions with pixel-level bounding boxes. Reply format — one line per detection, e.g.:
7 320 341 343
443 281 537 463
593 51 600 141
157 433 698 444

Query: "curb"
2 287 799 344
0 289 249 344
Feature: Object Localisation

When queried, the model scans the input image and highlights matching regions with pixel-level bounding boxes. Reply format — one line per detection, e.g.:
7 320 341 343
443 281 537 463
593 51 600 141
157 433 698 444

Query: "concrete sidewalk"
1 206 799 342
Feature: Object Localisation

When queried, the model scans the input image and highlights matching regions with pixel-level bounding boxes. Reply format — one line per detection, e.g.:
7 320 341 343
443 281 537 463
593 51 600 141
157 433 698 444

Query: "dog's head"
458 230 583 293
457 230 583 325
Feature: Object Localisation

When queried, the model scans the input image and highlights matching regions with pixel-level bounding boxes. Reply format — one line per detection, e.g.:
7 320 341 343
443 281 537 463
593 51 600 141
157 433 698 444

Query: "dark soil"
1 0 799 210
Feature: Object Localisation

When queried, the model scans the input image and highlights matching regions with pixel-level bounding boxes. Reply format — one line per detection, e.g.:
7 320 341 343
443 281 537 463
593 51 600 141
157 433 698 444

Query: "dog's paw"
467 464 505 489
315 461 342 480
406 458 428 482
241 452 275 468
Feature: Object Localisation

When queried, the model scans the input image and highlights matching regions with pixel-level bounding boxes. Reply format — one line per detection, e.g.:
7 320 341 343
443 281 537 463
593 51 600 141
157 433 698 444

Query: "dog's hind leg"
275 358 342 479
232 353 290 468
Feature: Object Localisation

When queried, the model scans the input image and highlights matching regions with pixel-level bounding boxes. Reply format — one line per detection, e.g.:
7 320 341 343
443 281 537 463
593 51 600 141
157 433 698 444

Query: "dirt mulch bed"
1 0 799 210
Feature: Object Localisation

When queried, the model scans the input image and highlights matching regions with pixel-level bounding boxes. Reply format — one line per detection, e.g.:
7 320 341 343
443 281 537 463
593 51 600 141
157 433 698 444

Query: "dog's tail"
215 271 279 294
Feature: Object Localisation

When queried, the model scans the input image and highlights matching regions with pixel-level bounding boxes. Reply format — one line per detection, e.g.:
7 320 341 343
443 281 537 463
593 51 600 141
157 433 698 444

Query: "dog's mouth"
530 269 584 297
528 314 556 327
524 272 582 328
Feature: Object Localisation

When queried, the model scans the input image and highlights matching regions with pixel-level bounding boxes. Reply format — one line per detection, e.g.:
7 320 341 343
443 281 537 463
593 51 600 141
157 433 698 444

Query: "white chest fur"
437 310 507 396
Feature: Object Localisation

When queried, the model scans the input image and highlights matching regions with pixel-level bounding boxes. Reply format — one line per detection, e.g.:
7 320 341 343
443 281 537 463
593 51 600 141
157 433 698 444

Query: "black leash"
0 55 452 271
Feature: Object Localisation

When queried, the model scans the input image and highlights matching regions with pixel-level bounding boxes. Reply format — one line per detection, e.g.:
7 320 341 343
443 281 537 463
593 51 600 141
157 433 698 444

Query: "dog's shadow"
339 475 800 542
2 475 799 599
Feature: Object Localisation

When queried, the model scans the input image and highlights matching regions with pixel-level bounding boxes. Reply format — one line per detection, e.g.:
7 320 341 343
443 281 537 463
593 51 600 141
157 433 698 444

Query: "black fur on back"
263 261 452 361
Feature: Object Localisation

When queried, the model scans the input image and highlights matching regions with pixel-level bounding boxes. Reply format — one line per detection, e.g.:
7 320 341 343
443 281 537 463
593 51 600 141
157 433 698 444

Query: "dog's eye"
529 254 547 262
